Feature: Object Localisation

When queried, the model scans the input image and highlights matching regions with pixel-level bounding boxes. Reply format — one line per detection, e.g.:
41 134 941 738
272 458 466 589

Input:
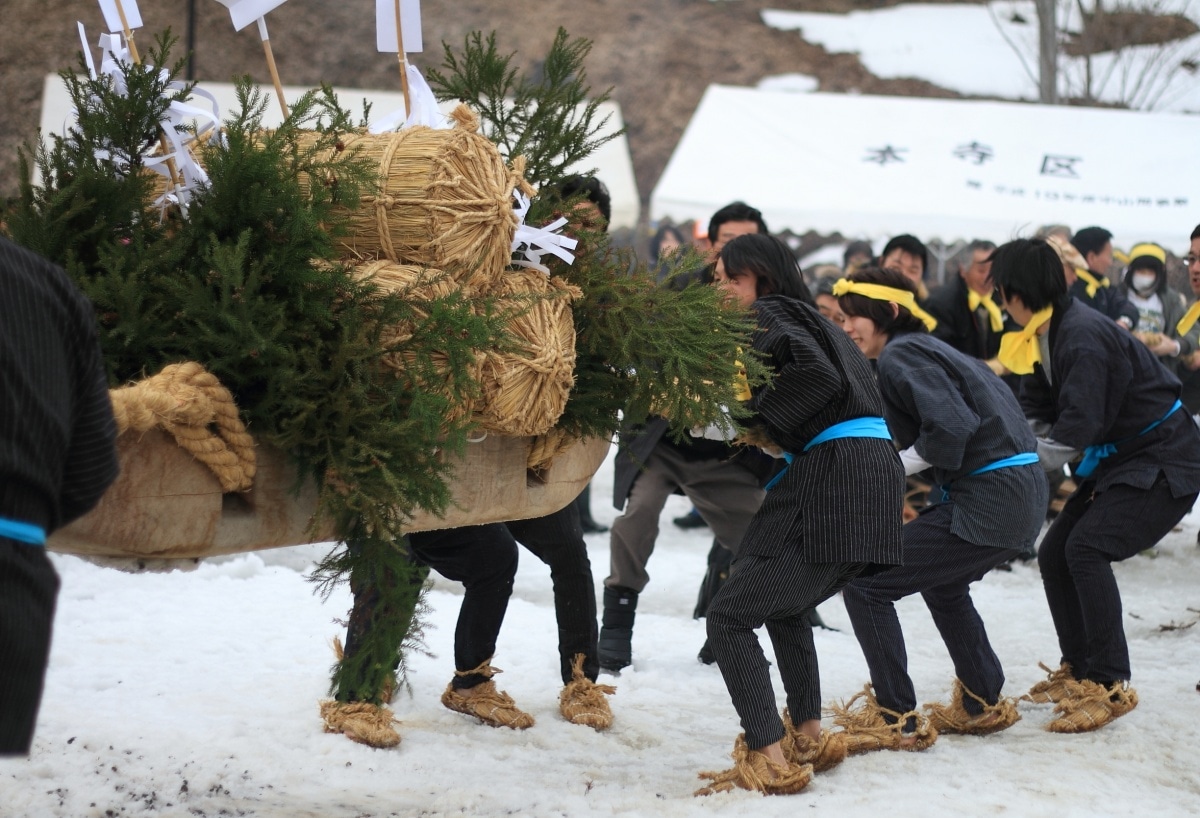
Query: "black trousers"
707 555 863 749
1038 474 1196 683
0 540 59 755
842 503 1020 717
506 502 600 684
408 524 518 690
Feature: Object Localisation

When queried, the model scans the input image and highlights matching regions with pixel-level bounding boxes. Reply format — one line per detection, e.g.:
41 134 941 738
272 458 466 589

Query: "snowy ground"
2 443 1200 816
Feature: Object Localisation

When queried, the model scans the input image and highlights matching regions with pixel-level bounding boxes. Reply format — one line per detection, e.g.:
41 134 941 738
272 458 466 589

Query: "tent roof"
651 85 1200 252
38 76 640 231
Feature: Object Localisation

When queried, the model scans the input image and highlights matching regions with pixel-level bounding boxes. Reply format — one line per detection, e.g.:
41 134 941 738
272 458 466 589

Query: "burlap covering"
109 362 255 493
474 269 581 438
300 105 524 289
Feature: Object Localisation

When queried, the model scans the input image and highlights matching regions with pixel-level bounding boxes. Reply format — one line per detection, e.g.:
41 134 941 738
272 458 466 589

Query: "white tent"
651 85 1200 253
38 76 640 230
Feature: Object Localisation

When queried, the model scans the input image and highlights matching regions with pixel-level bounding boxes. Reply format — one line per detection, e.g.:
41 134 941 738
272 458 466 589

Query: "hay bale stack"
302 106 521 289
351 259 485 422
475 269 581 437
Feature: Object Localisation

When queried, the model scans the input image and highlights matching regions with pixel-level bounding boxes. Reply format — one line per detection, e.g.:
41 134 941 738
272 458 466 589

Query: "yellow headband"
1127 243 1167 264
832 279 938 332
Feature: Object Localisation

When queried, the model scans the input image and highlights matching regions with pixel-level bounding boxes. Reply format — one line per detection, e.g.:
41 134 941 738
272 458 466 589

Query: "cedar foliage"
8 33 505 579
428 29 768 442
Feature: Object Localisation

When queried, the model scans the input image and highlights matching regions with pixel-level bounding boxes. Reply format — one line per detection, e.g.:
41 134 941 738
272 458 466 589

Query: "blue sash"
764 417 891 491
939 452 1040 502
1076 399 1182 478
0 517 47 546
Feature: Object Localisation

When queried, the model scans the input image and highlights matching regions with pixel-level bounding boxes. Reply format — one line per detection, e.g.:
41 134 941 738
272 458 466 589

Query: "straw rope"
475 269 581 438
109 362 256 493
527 427 578 473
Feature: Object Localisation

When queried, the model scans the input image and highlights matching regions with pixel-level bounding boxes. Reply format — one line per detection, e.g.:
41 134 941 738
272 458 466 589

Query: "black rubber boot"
598 587 638 671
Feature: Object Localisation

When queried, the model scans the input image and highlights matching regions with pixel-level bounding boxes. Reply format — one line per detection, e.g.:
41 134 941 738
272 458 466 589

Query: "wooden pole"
113 0 188 211
394 0 410 117
256 17 290 119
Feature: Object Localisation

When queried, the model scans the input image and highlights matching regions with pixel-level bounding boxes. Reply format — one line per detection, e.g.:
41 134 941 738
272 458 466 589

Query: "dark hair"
1191 223 1200 241
837 266 929 336
880 234 928 273
814 277 837 298
988 238 1070 313
1124 254 1165 292
842 240 873 269
1070 226 1113 261
719 233 813 304
559 175 611 226
958 239 997 274
708 201 768 244
649 224 686 263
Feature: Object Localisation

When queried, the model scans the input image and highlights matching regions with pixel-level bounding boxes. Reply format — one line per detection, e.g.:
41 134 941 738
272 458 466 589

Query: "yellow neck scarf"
1178 301 1200 338
997 307 1054 375
1075 269 1109 298
968 289 1005 333
832 279 938 331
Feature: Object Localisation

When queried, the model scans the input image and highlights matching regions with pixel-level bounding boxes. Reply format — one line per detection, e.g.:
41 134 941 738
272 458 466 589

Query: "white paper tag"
97 0 142 33
375 0 423 53
212 0 290 32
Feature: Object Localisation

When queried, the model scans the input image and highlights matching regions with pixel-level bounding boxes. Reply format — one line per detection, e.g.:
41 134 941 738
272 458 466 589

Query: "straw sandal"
319 700 401 748
1023 661 1076 704
1045 680 1138 733
924 679 1021 735
828 684 938 754
781 710 848 772
559 653 616 730
441 659 535 729
696 734 813 796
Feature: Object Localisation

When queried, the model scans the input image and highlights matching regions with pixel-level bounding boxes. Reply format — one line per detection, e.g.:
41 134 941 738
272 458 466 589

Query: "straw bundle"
351 259 484 422
475 269 581 437
301 106 524 289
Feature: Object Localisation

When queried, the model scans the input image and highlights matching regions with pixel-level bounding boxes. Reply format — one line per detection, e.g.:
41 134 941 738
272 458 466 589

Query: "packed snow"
2 443 1198 816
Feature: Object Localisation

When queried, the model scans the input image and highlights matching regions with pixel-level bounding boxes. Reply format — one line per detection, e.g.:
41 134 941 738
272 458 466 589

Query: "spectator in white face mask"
1118 243 1194 365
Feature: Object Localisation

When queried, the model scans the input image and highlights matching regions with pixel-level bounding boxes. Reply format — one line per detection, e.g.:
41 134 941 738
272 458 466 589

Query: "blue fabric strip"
802 416 892 452
941 451 1040 501
0 517 47 546
765 417 892 492
763 452 794 491
1076 399 1182 478
968 452 1040 476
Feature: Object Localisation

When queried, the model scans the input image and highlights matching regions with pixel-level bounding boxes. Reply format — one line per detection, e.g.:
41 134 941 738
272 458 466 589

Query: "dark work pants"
842 504 1020 717
408 524 518 690
0 540 59 755
507 502 600 684
707 555 863 749
1038 474 1196 683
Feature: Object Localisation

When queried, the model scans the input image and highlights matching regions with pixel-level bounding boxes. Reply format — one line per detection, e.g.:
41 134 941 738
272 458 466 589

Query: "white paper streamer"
212 0 290 32
510 190 578 274
369 64 447 132
97 0 142 33
375 0 423 53
79 28 222 217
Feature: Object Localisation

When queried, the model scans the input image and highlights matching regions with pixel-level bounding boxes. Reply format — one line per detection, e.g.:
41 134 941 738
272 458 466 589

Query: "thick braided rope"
109 362 256 493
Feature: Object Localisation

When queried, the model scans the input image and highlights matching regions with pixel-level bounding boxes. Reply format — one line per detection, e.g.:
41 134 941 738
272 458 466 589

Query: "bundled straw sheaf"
351 259 484 423
475 269 581 438
301 105 523 288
